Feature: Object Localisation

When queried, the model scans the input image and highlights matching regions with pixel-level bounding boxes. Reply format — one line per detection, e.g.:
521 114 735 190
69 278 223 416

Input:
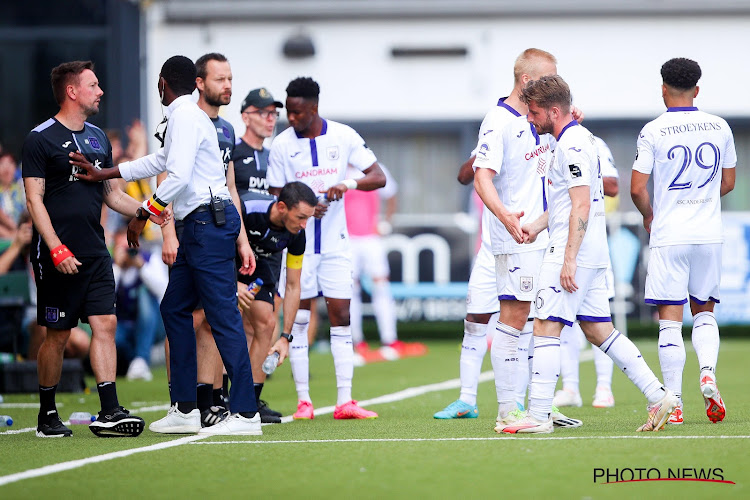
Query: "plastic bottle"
0 415 13 428
0 352 14 364
317 193 329 206
248 278 264 296
69 412 96 425
262 352 280 375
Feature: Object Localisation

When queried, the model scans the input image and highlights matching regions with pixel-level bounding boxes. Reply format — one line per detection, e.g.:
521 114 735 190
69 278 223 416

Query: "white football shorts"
534 263 611 326
495 249 544 303
350 235 390 280
466 242 499 315
300 251 353 300
645 243 722 305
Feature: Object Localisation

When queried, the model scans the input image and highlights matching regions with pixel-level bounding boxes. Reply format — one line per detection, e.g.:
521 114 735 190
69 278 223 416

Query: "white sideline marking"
0 369 496 485
0 435 204 487
0 403 64 409
0 353 597 484
191 435 750 445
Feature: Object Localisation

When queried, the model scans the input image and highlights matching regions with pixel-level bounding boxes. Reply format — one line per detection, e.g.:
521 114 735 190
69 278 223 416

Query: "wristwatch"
135 207 151 221
280 333 293 343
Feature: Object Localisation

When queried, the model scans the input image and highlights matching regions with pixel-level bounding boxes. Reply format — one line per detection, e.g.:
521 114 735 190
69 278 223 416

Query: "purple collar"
667 106 698 112
497 97 522 117
295 118 328 139
556 119 579 141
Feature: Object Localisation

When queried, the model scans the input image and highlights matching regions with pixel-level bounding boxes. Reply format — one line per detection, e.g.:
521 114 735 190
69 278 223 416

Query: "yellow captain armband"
286 253 304 270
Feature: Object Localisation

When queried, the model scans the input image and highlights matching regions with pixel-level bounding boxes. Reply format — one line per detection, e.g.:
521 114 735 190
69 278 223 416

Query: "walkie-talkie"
208 187 226 226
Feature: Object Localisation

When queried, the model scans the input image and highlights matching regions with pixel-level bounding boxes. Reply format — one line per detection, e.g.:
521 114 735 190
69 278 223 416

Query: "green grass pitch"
1 335 748 498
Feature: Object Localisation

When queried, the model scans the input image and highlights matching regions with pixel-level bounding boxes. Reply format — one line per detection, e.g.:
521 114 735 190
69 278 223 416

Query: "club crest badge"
327 146 339 161
520 276 533 293
46 307 59 323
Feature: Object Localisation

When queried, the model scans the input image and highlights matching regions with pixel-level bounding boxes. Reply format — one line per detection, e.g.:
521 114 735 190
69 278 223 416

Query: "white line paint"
190 435 750 445
0 355 599 485
0 403 64 409
0 435 205 487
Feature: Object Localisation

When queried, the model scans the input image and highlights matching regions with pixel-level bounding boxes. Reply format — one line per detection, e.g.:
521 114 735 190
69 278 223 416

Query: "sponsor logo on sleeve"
569 164 582 178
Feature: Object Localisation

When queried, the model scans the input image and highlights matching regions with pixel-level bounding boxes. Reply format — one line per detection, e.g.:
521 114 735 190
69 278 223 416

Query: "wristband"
144 194 167 217
50 244 74 266
341 179 358 190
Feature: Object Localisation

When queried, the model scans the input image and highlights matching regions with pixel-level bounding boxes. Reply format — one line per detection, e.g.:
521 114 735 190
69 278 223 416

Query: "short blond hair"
520 75 571 113
513 48 557 84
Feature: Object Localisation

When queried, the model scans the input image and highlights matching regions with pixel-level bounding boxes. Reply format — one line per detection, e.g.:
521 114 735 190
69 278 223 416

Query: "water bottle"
0 415 13 428
69 412 95 425
317 193 329 206
0 352 14 364
262 352 280 375
248 278 264 296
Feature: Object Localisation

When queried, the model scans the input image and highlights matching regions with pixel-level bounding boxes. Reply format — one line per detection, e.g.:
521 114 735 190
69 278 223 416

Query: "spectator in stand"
0 153 25 239
112 227 168 381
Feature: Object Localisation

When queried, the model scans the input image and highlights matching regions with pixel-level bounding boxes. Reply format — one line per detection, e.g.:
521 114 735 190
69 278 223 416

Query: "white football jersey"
471 99 551 255
595 136 619 179
633 108 737 248
268 119 377 254
545 121 609 268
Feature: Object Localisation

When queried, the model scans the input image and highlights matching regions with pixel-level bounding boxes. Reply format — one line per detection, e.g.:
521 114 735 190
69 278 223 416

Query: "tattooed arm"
561 185 591 293
24 177 82 274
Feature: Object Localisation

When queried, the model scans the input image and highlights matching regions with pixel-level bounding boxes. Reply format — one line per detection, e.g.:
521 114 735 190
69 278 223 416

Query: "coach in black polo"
22 60 154 438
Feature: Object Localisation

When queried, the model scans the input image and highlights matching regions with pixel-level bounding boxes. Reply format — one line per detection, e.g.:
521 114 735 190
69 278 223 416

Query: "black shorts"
252 284 275 307
31 255 115 330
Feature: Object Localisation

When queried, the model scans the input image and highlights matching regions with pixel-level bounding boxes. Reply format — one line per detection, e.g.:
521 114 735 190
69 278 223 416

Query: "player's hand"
127 217 147 248
500 211 525 244
150 207 171 227
324 184 348 202
521 223 538 244
237 241 256 275
571 106 585 123
643 214 653 234
237 281 256 310
56 255 82 275
161 231 179 266
70 151 110 182
268 337 290 366
314 201 329 219
560 259 578 293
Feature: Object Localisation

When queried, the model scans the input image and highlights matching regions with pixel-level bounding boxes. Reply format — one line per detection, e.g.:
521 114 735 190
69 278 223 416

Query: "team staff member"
233 87 282 197
74 55 260 436
268 77 385 420
23 60 163 438
237 182 316 423
157 53 248 426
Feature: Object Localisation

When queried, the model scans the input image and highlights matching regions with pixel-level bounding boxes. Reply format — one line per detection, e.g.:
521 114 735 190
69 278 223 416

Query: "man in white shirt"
267 77 385 420
472 48 558 430
74 55 261 436
500 75 676 434
631 58 736 425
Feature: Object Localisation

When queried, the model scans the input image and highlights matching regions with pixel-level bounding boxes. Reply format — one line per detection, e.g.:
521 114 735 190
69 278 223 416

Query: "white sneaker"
592 386 615 408
198 412 262 436
126 357 153 382
494 409 526 433
552 388 582 407
149 406 200 434
551 405 583 428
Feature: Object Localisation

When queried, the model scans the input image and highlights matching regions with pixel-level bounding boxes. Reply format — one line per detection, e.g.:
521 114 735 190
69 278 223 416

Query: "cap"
240 88 283 113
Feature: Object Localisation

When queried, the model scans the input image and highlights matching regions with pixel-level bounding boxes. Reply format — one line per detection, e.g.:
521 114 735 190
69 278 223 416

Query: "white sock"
691 311 720 375
599 329 664 404
349 283 364 344
289 309 311 402
458 320 488 406
559 324 581 394
657 320 685 401
593 345 614 390
330 326 354 406
514 318 533 407
372 281 398 346
528 336 560 421
491 321 521 416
